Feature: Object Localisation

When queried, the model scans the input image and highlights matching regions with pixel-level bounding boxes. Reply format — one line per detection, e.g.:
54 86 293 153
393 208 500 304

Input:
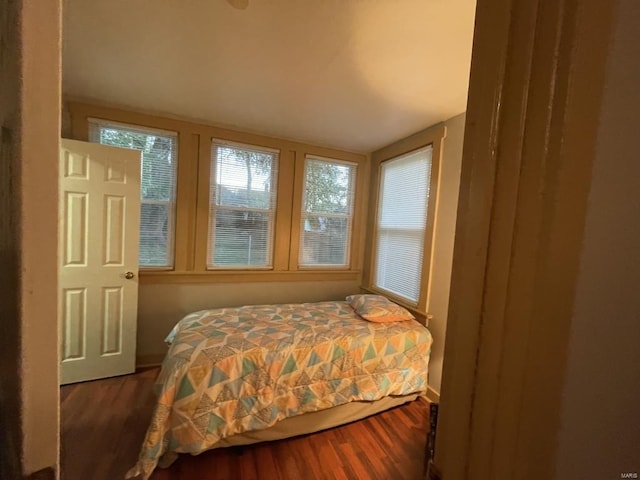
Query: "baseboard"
136 353 164 368
426 386 440 403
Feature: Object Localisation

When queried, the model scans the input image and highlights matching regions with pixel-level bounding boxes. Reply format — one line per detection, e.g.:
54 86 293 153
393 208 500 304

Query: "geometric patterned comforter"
126 301 432 479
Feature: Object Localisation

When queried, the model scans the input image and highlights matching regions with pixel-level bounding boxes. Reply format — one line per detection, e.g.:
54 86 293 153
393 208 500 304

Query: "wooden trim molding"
67 101 368 283
363 123 446 314
136 354 165 368
426 387 441 404
436 0 617 479
139 269 361 285
172 132 199 272
371 124 445 161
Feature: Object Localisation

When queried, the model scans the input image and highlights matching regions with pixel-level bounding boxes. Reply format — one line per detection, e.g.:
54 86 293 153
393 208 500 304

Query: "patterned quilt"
126 301 432 479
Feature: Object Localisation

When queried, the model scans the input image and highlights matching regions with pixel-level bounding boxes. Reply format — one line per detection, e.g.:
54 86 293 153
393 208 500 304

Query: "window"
299 156 356 268
373 146 433 304
75 102 367 281
89 119 178 268
208 140 278 269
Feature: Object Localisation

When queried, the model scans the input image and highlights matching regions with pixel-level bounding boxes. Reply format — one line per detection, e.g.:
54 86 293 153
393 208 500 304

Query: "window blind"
88 119 178 268
208 141 278 268
374 146 432 304
299 156 356 267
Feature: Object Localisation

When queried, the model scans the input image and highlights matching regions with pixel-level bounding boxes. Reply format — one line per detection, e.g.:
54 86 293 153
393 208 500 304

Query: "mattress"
127 300 432 479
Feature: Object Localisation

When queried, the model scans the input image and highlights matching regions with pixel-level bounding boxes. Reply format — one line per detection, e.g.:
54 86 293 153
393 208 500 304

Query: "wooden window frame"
296 155 359 270
202 138 280 271
363 123 444 315
68 101 368 284
87 118 179 271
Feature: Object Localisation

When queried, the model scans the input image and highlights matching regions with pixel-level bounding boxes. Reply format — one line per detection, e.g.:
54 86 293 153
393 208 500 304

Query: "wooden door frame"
435 0 617 479
11 0 619 477
2 0 62 477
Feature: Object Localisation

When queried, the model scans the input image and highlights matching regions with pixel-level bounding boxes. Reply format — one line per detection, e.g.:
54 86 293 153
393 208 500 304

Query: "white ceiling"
63 0 476 153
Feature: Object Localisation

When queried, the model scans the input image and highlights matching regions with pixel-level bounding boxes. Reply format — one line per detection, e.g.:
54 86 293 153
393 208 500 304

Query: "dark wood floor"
61 368 430 480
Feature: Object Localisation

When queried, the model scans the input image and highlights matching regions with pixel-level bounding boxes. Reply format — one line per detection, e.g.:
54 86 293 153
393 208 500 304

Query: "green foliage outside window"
96 126 176 267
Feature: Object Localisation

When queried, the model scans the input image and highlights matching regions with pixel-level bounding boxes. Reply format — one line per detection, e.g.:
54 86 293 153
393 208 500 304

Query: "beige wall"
425 112 465 394
137 113 465 393
0 0 61 477
556 0 640 476
137 280 361 363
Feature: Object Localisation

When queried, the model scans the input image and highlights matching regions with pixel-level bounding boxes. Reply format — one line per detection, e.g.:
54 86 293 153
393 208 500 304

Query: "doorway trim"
435 0 617 478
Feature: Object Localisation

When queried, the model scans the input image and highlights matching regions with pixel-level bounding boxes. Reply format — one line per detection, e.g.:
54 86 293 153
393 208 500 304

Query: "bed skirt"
158 393 422 468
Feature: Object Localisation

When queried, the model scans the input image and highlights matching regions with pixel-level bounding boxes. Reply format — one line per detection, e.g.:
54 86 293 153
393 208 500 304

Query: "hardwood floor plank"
335 443 370 480
297 435 328 480
252 443 282 480
61 368 431 480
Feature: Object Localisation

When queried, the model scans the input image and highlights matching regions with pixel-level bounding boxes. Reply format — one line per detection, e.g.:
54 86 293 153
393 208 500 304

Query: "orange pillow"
346 294 415 322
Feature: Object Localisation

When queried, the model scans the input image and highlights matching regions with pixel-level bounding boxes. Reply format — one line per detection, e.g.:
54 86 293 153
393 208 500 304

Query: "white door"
59 138 141 384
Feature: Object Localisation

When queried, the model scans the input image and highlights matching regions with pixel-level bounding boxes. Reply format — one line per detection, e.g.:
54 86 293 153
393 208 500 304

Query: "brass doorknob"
124 271 135 279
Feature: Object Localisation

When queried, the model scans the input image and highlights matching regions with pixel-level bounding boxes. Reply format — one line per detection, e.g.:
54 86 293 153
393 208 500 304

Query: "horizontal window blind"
208 141 278 268
88 119 178 268
299 157 356 267
374 146 432 303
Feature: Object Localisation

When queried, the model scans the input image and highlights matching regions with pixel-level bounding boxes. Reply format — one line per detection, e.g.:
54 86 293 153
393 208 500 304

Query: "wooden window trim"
68 101 368 283
139 269 361 284
87 117 180 270
205 139 280 270
291 153 368 271
363 123 445 315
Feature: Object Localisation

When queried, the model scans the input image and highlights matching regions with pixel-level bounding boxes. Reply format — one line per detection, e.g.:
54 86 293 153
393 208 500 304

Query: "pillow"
346 294 415 323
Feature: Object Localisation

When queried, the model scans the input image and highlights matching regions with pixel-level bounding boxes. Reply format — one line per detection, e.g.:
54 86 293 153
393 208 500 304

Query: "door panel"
59 138 141 384
101 286 123 355
63 192 88 266
103 195 126 265
61 287 87 360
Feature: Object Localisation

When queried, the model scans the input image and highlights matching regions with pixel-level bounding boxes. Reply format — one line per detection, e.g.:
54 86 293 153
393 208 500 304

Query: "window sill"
139 269 362 284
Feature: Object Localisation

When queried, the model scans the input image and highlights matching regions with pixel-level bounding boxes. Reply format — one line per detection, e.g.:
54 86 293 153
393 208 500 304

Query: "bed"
126 296 433 479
